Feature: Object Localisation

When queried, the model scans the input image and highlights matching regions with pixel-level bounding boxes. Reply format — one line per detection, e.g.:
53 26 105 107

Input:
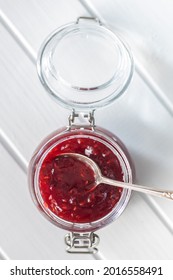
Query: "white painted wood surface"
0 0 173 259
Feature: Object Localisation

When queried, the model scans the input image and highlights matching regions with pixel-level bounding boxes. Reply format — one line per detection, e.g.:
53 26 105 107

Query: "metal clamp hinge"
65 232 100 254
68 109 95 130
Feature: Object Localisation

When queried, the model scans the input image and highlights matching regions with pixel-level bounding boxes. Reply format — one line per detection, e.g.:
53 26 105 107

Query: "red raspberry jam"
39 137 124 223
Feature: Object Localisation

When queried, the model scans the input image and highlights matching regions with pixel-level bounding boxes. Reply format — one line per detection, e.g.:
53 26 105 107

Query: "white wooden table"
0 0 173 260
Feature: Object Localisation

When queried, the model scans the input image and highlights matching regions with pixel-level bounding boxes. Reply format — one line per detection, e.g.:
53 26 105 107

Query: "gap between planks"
0 247 10 260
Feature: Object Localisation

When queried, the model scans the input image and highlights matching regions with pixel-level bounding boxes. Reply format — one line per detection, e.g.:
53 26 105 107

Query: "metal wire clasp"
65 232 100 254
76 16 102 25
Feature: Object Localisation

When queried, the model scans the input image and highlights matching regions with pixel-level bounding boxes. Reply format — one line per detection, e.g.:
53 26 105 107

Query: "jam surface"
39 137 124 223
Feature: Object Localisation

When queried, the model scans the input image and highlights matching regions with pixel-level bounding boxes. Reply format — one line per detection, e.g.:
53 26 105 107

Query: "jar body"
28 125 134 233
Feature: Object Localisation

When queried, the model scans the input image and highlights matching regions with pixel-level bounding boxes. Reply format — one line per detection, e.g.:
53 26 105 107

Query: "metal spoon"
58 153 173 200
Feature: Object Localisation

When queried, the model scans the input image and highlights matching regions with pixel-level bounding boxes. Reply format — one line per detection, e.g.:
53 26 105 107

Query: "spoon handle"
101 177 173 200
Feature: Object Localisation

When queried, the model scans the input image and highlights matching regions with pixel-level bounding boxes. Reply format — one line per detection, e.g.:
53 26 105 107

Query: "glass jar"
28 17 134 253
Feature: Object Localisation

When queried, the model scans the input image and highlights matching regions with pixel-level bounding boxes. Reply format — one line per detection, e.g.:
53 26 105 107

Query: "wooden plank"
81 0 173 107
0 0 89 53
0 23 68 162
98 193 173 259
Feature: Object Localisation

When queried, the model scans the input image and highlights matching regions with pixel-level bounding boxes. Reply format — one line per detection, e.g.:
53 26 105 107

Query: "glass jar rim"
37 18 134 110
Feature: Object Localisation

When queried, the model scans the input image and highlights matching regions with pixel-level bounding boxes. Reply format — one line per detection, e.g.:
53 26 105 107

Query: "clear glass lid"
37 17 134 110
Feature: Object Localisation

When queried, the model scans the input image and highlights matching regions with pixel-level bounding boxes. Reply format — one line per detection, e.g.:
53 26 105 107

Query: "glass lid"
37 17 134 110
